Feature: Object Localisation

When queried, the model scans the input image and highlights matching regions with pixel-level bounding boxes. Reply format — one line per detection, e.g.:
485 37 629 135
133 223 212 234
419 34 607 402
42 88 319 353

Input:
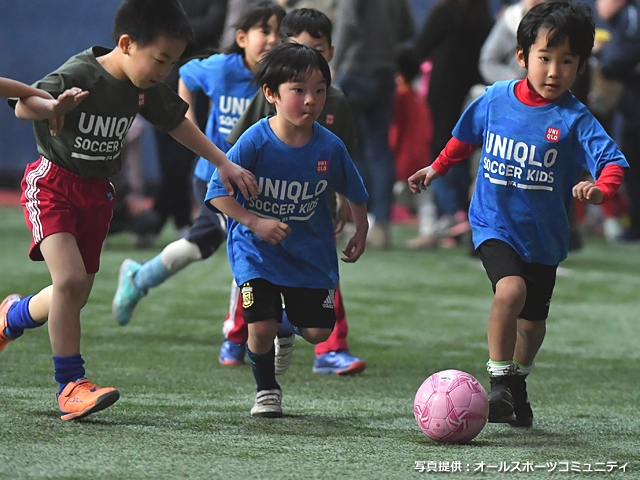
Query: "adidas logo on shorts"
322 290 335 309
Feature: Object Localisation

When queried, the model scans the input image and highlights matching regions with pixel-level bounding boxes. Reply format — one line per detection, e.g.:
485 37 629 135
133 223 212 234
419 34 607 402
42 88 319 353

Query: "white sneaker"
603 217 623 243
274 335 295 375
250 389 283 417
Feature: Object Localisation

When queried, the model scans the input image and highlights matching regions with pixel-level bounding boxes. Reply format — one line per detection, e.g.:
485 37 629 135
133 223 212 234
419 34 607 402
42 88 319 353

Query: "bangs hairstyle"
281 8 333 46
517 0 595 69
254 43 331 95
225 1 286 54
111 0 193 47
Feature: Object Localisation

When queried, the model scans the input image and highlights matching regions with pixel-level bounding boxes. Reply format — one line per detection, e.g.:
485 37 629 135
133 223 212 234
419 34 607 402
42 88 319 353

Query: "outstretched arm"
408 165 441 194
341 201 368 263
209 196 291 245
178 79 198 126
408 137 477 193
573 164 626 205
0 77 51 100
15 87 88 136
169 118 259 199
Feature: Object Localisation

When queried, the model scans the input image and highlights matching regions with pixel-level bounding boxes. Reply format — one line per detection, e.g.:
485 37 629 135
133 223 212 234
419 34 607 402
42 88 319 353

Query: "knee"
301 328 332 344
54 270 89 300
161 239 203 272
495 276 527 307
518 319 546 338
248 321 278 348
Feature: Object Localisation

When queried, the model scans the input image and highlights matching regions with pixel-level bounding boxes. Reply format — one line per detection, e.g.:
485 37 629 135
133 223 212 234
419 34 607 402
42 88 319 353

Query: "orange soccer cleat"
57 378 120 421
0 294 23 353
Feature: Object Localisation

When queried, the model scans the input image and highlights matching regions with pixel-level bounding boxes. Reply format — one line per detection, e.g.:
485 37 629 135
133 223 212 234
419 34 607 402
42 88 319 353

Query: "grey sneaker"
274 335 295 375
112 259 145 325
250 389 283 417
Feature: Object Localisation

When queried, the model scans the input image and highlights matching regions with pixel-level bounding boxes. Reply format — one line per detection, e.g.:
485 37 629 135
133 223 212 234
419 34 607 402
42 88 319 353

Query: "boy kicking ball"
409 0 628 428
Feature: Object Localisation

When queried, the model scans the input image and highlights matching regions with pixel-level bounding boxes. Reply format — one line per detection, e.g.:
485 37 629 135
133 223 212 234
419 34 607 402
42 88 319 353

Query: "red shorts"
20 156 115 274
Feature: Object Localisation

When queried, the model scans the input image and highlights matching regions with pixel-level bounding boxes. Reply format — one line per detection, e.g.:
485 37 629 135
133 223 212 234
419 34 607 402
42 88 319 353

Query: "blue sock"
4 295 42 338
53 354 86 393
133 254 172 291
247 345 279 392
277 311 301 338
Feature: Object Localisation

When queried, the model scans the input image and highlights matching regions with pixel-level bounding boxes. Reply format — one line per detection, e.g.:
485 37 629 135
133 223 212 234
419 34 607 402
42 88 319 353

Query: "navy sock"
5 295 41 338
53 354 86 393
247 345 279 392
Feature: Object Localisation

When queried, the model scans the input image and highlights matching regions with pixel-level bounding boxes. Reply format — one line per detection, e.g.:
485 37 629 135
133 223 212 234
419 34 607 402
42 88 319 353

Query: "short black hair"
254 43 331 95
111 0 193 47
395 46 422 84
281 8 333 47
517 0 595 69
225 1 287 54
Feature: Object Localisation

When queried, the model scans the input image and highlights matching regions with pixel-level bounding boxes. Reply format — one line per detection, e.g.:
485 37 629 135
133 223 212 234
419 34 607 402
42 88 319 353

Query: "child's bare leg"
25 285 52 322
487 276 527 362
247 319 278 354
514 318 546 367
300 327 332 345
39 233 92 357
27 279 93 318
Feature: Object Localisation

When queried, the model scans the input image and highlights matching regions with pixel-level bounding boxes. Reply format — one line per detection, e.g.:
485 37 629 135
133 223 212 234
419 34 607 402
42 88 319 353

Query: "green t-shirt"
226 84 357 154
32 46 188 178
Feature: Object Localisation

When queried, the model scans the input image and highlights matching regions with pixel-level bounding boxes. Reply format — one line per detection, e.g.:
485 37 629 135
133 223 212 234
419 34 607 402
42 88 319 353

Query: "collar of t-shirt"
515 78 553 106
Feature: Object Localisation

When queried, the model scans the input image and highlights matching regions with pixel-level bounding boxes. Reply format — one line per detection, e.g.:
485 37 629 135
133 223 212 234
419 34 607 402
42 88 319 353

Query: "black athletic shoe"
488 375 515 423
507 374 533 428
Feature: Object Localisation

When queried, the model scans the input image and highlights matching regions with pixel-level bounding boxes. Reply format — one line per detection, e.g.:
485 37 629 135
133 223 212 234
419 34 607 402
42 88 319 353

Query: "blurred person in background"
388 47 437 248
595 0 640 240
134 0 228 246
277 0 337 19
480 0 546 85
331 0 415 249
410 0 493 249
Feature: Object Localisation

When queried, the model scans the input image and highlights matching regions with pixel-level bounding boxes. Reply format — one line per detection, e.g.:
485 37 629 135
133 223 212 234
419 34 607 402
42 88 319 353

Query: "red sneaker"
0 294 23 354
57 378 120 421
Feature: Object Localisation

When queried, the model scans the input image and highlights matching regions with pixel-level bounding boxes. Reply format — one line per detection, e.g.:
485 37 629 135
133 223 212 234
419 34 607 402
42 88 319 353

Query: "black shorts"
476 239 557 321
240 278 336 330
185 177 226 259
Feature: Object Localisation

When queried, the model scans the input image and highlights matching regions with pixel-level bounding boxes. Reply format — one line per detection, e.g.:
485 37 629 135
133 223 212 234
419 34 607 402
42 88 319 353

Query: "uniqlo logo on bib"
316 159 329 172
545 127 560 142
325 113 335 125
138 93 145 106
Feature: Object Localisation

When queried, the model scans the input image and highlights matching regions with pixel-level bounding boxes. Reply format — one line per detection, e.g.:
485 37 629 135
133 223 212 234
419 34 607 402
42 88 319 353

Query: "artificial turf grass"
0 206 638 479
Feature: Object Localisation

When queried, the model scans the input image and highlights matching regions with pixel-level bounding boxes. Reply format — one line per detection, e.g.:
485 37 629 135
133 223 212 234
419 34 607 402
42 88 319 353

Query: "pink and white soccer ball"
414 369 489 443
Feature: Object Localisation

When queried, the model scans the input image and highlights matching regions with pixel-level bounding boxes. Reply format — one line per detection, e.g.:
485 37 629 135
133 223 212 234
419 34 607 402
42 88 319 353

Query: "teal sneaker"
112 259 145 325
